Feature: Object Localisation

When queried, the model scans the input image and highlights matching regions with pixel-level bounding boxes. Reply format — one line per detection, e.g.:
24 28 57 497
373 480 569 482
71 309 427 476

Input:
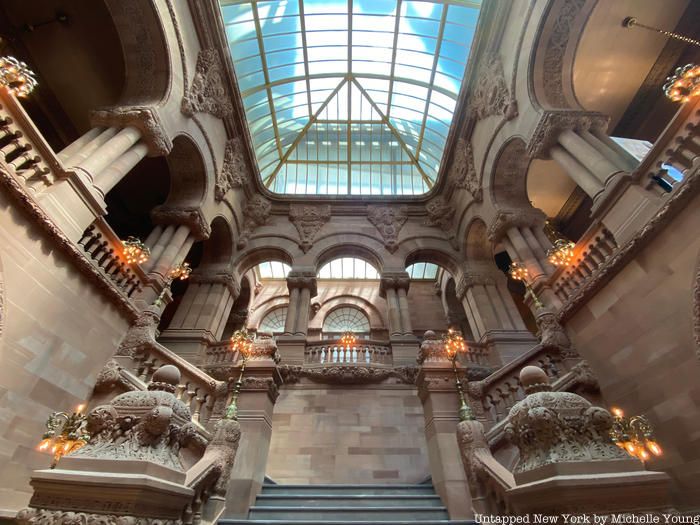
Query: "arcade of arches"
0 0 699 522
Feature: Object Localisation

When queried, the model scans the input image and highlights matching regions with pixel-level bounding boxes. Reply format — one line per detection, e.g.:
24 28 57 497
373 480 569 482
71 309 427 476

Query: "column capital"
455 265 503 300
487 207 547 243
189 271 240 297
151 206 211 241
286 270 318 297
90 105 172 156
526 109 609 159
379 271 410 297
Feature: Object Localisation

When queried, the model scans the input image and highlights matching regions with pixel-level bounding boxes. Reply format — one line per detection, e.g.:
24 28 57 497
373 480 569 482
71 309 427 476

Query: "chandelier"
169 262 192 281
663 63 700 104
37 404 90 468
508 261 544 308
546 238 576 267
225 329 255 420
610 407 662 461
122 236 150 265
230 328 254 356
339 331 357 350
0 56 38 97
442 327 466 360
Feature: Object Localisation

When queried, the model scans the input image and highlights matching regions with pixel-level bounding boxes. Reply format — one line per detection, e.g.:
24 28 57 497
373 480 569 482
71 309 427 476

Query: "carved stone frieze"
241 376 279 402
116 305 161 358
534 306 573 351
486 208 546 243
215 137 249 201
90 106 172 157
449 137 482 201
367 205 408 253
93 359 132 394
289 204 331 253
16 508 181 525
526 109 610 159
379 271 410 297
470 54 518 121
286 270 318 297
417 331 449 364
237 195 271 249
277 364 419 385
151 206 212 241
424 196 459 250
181 49 233 119
189 272 241 298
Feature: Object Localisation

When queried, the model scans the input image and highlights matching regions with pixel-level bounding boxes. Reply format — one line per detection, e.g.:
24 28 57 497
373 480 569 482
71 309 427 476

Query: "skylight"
256 261 291 279
221 0 481 195
318 257 379 279
406 262 439 279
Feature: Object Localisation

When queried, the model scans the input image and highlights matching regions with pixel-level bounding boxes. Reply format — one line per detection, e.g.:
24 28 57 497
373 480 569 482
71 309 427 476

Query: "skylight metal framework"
221 0 481 195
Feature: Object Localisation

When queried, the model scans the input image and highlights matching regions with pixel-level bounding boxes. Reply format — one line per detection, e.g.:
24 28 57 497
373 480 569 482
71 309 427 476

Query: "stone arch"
404 247 460 278
489 138 531 210
464 218 494 264
314 242 385 275
233 246 295 278
251 301 290 333
200 216 234 268
317 302 376 334
163 135 208 209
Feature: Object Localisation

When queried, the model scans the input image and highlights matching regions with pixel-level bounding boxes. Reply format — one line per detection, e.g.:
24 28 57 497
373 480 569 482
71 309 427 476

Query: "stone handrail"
458 341 490 367
77 219 149 298
305 339 392 365
204 339 239 368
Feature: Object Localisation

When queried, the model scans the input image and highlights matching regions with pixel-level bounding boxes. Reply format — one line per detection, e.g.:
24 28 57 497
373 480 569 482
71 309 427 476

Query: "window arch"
259 307 287 334
322 307 370 338
318 257 379 279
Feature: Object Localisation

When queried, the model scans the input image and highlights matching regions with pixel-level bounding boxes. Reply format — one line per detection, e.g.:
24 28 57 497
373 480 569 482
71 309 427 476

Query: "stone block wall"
266 383 429 483
0 191 130 512
566 190 700 509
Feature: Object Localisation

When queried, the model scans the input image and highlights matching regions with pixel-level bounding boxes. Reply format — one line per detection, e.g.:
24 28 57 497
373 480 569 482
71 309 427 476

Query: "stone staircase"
219 483 475 524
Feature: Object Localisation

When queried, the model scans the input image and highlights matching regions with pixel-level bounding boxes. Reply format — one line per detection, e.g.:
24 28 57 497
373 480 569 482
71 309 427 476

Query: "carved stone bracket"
181 49 233 119
215 137 250 201
289 204 331 253
486 208 547 242
569 360 599 392
286 270 318 297
151 206 212 241
90 106 173 157
379 271 410 298
470 54 518 122
449 137 482 201
424 196 459 251
278 364 419 385
93 359 132 394
367 205 408 253
190 272 241 297
237 195 271 249
455 268 501 300
526 109 610 159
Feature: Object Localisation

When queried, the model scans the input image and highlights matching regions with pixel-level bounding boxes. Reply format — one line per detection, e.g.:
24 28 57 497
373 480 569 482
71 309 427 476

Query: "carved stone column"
223 335 281 518
415 332 475 519
276 269 317 365
380 271 418 365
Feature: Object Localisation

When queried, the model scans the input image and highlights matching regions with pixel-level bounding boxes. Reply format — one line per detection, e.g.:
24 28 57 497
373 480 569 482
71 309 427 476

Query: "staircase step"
220 521 476 525
260 484 437 496
255 495 444 508
248 506 449 521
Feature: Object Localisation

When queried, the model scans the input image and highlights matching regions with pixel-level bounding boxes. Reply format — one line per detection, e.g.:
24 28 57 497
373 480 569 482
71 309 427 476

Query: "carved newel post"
504 366 670 514
17 366 204 524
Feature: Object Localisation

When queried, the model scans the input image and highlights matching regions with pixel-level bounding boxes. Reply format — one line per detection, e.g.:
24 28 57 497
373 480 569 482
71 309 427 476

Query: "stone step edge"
261 484 436 489
250 506 448 512
257 495 442 500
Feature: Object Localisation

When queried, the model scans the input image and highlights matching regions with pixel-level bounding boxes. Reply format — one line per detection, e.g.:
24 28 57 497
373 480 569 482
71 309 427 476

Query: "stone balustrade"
204 339 240 368
305 339 392 365
77 219 148 298
457 341 490 367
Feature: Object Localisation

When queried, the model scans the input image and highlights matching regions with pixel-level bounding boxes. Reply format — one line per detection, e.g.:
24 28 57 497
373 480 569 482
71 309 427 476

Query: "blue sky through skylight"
221 0 481 195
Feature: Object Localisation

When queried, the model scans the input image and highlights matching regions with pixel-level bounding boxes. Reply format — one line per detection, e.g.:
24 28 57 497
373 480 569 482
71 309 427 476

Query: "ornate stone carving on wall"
190 272 241 298
151 206 212 241
181 49 233 119
215 137 249 201
526 109 609 159
16 509 181 524
424 196 459 250
470 54 518 122
456 419 492 486
455 268 499 300
367 205 408 253
449 137 482 201
286 270 318 297
93 359 132 394
570 360 599 392
277 364 419 385
695 249 700 358
237 195 271 249
116 305 161 358
534 306 573 352
90 106 173 157
289 204 331 253
486 208 546 243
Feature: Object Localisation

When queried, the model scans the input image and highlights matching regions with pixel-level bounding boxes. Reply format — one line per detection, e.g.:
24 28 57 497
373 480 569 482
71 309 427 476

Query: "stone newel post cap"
152 365 181 386
520 366 551 394
423 330 438 340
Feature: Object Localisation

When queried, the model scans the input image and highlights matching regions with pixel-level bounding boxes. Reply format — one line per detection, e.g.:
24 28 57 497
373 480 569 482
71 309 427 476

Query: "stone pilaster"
380 271 417 365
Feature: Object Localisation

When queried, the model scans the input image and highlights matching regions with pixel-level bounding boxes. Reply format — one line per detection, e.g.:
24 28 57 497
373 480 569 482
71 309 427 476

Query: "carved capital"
534 306 573 350
238 195 271 249
190 272 241 297
181 49 233 119
216 137 250 200
379 271 410 297
90 106 172 156
424 196 459 251
286 270 318 297
527 110 610 159
470 54 518 122
487 208 546 242
151 206 211 241
289 204 331 253
367 205 408 253
241 376 279 403
455 265 502 300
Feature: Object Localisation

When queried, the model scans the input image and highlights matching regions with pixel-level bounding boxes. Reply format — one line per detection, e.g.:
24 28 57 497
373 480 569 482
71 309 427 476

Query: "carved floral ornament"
215 137 250 201
367 205 408 253
278 364 418 385
181 49 233 119
424 196 459 251
486 208 546 243
289 204 331 253
449 137 482 201
526 109 610 159
90 106 173 157
237 195 271 249
469 54 517 122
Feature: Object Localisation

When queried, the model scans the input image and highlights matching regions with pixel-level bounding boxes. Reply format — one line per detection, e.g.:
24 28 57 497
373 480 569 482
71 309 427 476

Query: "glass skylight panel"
318 257 380 279
255 261 291 279
221 0 481 195
406 262 439 280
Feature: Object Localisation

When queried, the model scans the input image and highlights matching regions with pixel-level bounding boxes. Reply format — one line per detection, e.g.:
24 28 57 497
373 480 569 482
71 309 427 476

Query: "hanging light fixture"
122 236 150 265
339 330 357 350
37 404 90 468
225 329 255 420
508 261 545 308
609 407 663 462
663 63 700 104
441 328 473 422
154 261 192 307
546 238 576 267
0 56 38 97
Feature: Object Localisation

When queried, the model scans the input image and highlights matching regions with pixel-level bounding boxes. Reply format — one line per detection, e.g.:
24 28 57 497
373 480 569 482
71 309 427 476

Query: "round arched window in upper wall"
318 258 379 279
323 307 370 335
406 262 439 279
256 261 291 279
259 307 288 334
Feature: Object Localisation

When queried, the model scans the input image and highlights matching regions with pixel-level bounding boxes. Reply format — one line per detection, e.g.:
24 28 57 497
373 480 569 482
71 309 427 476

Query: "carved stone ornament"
151 206 212 241
247 333 281 363
424 196 459 250
181 49 233 119
417 330 448 364
456 419 491 485
200 418 241 496
16 509 181 525
237 195 271 249
286 270 318 297
504 366 628 475
449 137 482 201
277 364 419 385
116 305 161 358
534 306 573 350
90 106 173 157
526 109 610 159
469 54 518 122
455 266 500 300
93 359 132 394
289 204 331 253
379 271 410 297
190 272 241 298
215 137 250 201
367 205 408 253
570 360 599 391
486 208 546 243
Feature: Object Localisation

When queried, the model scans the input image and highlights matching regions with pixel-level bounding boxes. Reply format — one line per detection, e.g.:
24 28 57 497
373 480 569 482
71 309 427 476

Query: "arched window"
406 262 439 279
259 307 287 334
256 261 291 279
318 257 379 279
322 307 370 339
